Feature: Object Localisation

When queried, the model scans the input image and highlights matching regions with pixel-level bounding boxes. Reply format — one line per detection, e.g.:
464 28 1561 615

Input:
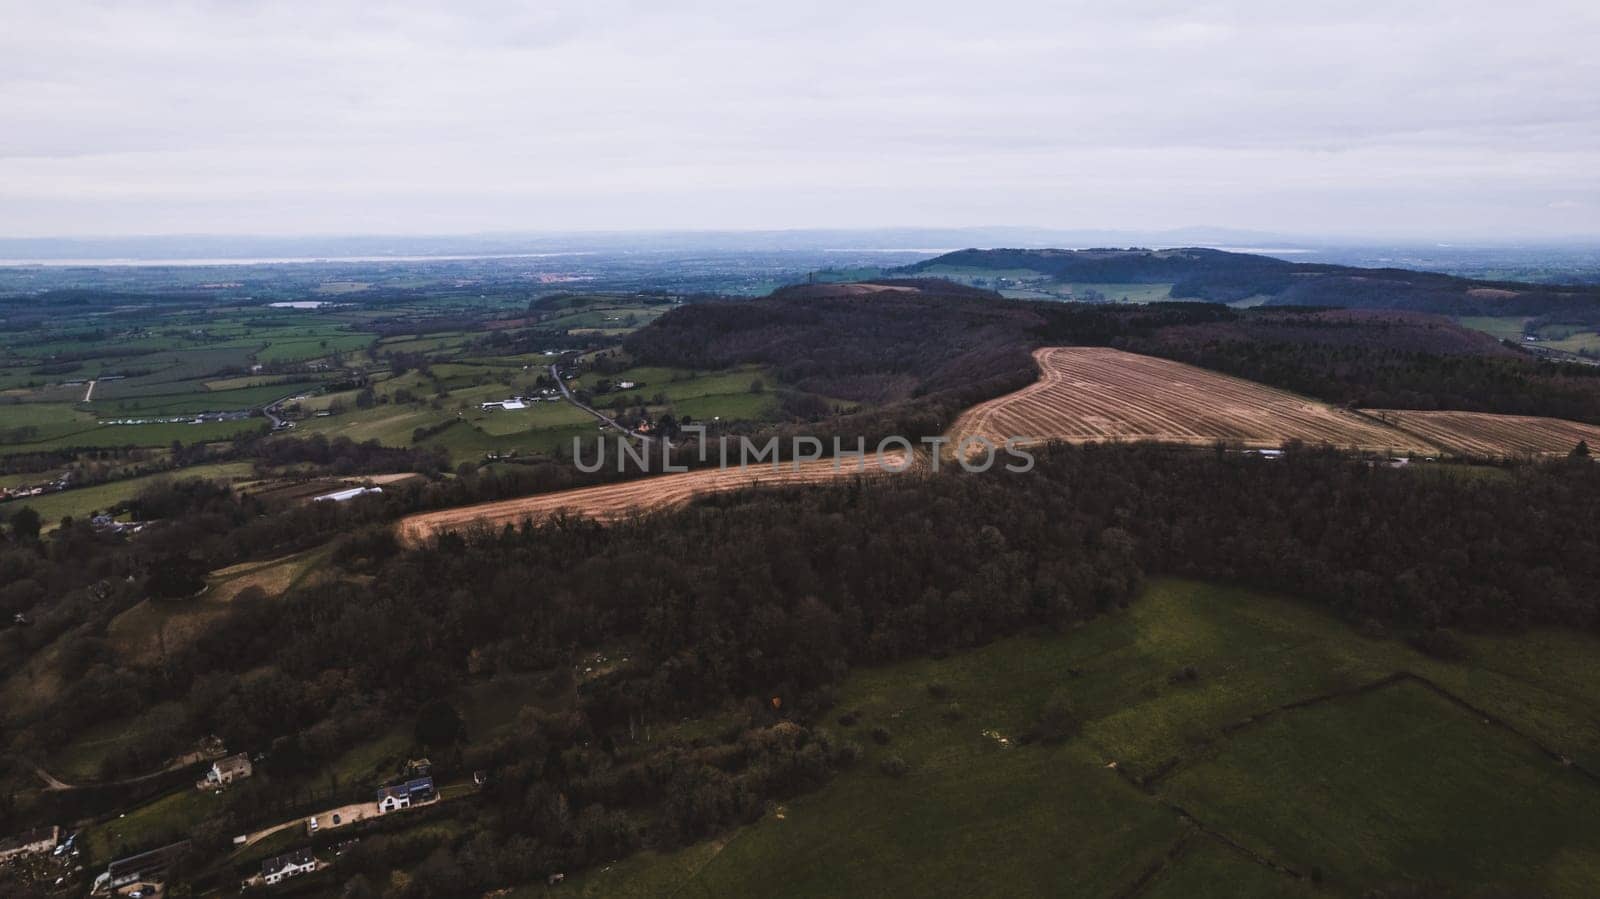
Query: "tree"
7 506 40 542
1572 440 1590 458
1029 688 1080 744
415 700 466 749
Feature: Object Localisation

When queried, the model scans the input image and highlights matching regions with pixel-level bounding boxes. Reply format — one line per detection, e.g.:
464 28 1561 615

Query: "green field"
4 461 256 527
573 365 781 422
1455 315 1532 341
558 579 1600 898
0 418 268 455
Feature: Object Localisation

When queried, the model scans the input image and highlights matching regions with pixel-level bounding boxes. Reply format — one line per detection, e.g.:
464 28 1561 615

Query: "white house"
262 848 316 885
376 785 411 813
204 752 252 786
376 776 436 814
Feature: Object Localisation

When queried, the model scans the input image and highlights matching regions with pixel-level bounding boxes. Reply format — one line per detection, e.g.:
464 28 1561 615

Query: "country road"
551 363 668 447
26 748 213 792
82 379 96 402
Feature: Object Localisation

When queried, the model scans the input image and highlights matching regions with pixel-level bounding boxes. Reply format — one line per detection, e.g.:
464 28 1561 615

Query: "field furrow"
396 452 909 544
950 347 1428 453
1367 410 1600 457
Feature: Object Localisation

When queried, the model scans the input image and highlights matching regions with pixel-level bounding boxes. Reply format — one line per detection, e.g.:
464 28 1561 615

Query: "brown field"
1366 409 1600 457
105 547 327 667
948 347 1429 452
396 452 909 545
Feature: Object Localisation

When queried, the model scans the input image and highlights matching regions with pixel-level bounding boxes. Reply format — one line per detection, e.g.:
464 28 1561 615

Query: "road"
26 746 222 792
82 379 96 402
262 389 305 430
551 363 668 447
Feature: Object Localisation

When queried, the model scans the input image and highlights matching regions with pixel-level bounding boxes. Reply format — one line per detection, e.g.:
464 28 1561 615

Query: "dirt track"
1366 409 1600 457
396 453 908 545
948 347 1429 453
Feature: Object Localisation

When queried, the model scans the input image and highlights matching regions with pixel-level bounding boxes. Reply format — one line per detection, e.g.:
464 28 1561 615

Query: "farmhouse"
0 825 59 861
261 847 316 885
376 776 436 813
312 486 383 503
204 752 252 786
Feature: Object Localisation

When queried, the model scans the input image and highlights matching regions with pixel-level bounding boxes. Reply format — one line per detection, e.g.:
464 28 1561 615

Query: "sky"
1 0 1597 240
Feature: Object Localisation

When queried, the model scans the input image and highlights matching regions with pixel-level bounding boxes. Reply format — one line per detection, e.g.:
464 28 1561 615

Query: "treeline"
1116 309 1600 423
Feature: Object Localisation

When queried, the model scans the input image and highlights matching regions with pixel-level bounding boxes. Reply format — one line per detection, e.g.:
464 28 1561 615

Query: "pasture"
5 461 255 528
561 579 1600 898
948 347 1427 453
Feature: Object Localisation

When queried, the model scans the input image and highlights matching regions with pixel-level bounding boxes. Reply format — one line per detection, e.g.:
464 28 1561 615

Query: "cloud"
0 0 1596 238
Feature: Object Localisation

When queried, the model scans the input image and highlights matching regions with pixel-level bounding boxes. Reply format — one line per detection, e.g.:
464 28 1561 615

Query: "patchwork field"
555 579 1600 898
1367 409 1600 457
949 347 1427 453
396 451 909 544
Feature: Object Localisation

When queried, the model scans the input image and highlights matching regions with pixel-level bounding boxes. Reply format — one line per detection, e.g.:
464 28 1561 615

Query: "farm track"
396 452 910 545
1364 409 1600 457
949 347 1430 453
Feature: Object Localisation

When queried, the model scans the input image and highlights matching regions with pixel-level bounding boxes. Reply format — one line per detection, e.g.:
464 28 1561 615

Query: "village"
1 746 469 898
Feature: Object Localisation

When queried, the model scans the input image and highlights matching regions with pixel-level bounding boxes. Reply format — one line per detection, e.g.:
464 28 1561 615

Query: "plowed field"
948 347 1427 452
1367 409 1600 457
397 452 908 545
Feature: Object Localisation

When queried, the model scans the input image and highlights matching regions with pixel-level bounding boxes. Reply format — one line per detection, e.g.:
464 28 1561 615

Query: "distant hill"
900 247 1600 315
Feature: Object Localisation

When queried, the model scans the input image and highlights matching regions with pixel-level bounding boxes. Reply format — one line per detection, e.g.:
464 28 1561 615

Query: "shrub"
1411 628 1468 661
1028 688 1080 745
869 726 892 745
927 682 951 699
878 755 909 778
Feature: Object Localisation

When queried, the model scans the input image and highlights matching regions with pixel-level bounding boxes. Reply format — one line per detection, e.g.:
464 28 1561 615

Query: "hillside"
902 247 1600 315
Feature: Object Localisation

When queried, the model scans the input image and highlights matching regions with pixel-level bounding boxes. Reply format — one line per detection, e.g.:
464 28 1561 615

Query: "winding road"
551 363 668 447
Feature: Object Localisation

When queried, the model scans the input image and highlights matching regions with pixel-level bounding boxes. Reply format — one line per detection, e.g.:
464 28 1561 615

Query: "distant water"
0 252 596 267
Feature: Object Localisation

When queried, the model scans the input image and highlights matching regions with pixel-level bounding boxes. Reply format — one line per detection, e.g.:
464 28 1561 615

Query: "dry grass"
948 347 1429 453
396 452 908 545
106 548 324 667
1366 409 1600 458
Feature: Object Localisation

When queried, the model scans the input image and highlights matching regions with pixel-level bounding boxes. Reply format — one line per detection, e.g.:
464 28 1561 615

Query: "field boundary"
1100 668 1600 894
1137 671 1598 790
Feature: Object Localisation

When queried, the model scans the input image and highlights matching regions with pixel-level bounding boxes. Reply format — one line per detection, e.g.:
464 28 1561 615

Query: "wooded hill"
901 247 1600 315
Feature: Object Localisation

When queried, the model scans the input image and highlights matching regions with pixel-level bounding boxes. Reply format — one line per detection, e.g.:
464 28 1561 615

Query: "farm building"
203 752 252 786
0 825 59 861
376 776 436 813
95 840 190 893
262 847 316 885
312 486 383 503
480 399 527 411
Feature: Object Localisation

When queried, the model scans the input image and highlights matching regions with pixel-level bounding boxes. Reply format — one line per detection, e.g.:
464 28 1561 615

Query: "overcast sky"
2 1 1597 240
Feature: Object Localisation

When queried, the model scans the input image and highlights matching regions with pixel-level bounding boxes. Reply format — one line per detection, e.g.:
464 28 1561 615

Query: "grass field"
4 461 256 527
557 579 1600 898
1455 315 1532 341
1059 282 1175 303
948 347 1428 453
